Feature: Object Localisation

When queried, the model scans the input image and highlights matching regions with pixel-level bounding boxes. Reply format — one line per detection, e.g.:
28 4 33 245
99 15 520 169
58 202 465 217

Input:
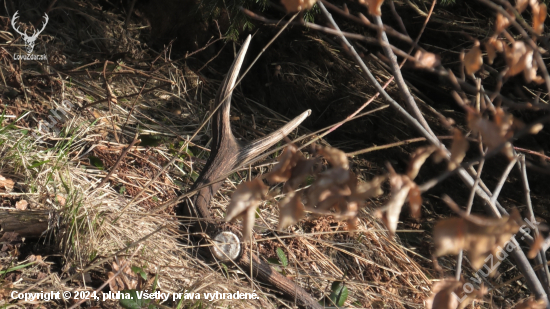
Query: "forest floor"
0 0 549 308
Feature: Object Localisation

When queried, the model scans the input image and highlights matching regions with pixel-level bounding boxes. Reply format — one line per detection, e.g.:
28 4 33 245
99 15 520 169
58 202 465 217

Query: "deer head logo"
11 11 49 54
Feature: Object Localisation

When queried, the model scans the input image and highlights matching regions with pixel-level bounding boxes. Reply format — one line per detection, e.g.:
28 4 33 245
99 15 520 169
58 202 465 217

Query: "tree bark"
0 210 51 237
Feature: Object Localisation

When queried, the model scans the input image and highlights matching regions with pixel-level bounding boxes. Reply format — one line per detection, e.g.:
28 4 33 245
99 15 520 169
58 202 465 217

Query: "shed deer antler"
180 36 321 308
11 11 49 54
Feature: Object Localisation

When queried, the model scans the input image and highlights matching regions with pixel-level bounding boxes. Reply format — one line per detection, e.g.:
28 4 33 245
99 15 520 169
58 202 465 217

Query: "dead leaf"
306 167 350 207
281 0 317 12
495 9 515 34
407 146 437 180
426 279 487 309
494 108 516 139
407 184 422 219
467 107 514 159
505 41 532 77
532 2 547 35
278 192 305 230
56 194 66 206
266 145 317 191
286 157 318 190
306 169 383 230
529 123 544 134
449 129 470 170
108 258 140 292
524 57 545 84
285 145 386 230
414 50 441 69
346 217 360 230
426 280 461 309
433 209 520 270
463 41 483 75
0 175 14 192
317 146 349 169
108 271 125 292
15 200 28 210
528 234 544 259
484 41 497 65
358 0 385 16
375 169 415 236
517 0 529 12
225 178 268 241
349 175 385 202
514 298 547 309
266 145 299 184
484 37 504 65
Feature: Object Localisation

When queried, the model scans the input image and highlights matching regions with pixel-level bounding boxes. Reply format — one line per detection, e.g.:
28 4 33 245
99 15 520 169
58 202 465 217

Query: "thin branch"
374 15 436 137
519 154 550 295
475 0 550 94
456 148 486 280
317 2 549 303
490 155 519 205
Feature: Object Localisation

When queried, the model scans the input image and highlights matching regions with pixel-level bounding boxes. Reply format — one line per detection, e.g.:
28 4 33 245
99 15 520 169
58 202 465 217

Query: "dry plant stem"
317 2 440 147
121 80 148 135
322 0 435 137
318 0 418 48
388 0 408 35
374 15 435 138
81 82 172 109
253 6 539 112
95 132 140 189
518 155 550 294
241 9 414 61
490 156 519 205
317 2 549 304
103 61 120 143
514 147 550 162
124 0 137 29
456 149 486 280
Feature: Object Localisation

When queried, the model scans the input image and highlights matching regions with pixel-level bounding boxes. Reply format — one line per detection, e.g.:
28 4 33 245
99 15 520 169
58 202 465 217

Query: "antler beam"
179 35 321 308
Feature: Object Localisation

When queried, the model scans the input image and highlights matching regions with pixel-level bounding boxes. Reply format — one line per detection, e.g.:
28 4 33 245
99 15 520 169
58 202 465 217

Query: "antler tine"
238 109 311 166
212 35 251 148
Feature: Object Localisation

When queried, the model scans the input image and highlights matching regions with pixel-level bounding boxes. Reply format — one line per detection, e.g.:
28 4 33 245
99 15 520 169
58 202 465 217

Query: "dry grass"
0 0 439 308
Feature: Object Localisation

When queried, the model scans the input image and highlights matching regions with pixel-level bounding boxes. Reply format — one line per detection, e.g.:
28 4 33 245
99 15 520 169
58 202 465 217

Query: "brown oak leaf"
225 178 268 241
278 192 305 230
434 197 521 270
463 41 483 75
